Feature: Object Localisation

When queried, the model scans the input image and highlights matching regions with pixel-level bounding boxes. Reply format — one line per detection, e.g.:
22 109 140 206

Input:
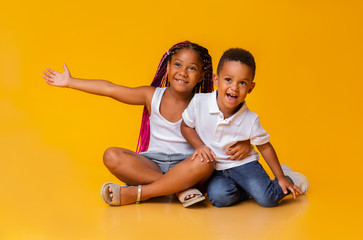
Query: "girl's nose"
179 67 187 76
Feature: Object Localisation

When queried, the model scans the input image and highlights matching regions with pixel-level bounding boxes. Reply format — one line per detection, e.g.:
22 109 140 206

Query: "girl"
43 41 250 207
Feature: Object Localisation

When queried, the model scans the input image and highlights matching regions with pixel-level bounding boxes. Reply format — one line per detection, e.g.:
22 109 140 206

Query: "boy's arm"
180 120 215 162
43 64 154 107
256 142 302 199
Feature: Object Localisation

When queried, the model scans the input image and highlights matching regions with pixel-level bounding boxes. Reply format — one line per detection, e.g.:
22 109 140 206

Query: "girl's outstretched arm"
42 64 154 107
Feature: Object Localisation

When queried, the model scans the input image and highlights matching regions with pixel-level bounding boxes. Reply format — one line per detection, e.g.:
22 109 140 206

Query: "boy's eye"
239 81 247 85
225 78 232 82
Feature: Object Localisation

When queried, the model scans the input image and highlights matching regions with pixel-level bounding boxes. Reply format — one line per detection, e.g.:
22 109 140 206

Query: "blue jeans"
207 161 292 207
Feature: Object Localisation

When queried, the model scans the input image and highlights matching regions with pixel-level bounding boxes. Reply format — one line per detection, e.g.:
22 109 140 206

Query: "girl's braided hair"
136 41 213 153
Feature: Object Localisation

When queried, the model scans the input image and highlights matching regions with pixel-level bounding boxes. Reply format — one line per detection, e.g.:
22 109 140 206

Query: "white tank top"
146 87 194 154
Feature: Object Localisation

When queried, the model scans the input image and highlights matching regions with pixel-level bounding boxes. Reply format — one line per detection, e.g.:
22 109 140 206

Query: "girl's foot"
177 188 206 207
100 182 141 206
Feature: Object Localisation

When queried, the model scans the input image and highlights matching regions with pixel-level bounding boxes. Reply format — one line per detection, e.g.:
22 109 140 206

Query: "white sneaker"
281 164 309 194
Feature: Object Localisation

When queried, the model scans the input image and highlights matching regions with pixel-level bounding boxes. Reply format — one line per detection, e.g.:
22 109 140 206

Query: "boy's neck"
220 103 243 119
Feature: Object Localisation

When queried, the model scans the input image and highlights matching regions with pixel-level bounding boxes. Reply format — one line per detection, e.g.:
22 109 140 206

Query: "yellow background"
1 0 362 239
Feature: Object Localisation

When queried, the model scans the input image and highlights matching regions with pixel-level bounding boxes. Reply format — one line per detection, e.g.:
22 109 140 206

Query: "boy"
181 48 309 207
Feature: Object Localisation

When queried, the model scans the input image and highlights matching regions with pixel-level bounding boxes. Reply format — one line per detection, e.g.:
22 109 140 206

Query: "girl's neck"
165 87 194 103
159 87 194 123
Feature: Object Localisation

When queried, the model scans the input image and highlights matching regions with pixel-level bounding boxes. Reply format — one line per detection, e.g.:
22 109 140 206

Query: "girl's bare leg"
103 147 163 185
112 155 214 205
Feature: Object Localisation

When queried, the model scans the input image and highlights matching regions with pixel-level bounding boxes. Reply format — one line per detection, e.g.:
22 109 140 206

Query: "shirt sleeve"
250 117 270 145
182 96 197 128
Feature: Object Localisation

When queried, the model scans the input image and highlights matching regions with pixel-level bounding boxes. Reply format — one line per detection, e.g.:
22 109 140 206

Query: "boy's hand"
192 145 216 162
278 176 302 199
43 63 71 87
227 140 251 160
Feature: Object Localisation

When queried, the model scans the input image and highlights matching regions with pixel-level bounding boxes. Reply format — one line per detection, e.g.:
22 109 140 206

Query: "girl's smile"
175 78 188 84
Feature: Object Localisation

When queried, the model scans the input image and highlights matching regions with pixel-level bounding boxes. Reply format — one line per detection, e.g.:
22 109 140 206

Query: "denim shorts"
139 152 192 174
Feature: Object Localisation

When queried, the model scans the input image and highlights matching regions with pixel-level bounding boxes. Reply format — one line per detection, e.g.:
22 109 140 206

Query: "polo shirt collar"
230 101 248 126
209 90 220 113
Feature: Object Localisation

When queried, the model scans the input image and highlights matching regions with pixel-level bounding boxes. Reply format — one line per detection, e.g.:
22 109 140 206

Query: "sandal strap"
136 185 142 204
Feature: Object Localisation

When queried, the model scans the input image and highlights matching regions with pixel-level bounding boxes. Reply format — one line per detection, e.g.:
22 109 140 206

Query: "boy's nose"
230 82 239 90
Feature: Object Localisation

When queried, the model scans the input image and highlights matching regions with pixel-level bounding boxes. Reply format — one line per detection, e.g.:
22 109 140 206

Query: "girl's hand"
278 176 302 199
227 140 251 160
192 145 216 162
43 63 71 87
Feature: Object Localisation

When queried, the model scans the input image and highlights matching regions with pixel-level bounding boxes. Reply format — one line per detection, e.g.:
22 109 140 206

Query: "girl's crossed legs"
103 147 214 205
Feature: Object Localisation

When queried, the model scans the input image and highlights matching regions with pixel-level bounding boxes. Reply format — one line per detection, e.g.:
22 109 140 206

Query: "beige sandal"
100 182 142 206
178 188 206 207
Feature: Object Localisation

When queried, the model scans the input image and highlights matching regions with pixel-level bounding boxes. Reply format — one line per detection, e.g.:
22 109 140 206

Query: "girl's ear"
213 74 219 87
166 61 170 74
198 71 206 82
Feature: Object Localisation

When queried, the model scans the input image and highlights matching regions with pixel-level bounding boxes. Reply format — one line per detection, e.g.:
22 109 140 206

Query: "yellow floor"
0 131 362 240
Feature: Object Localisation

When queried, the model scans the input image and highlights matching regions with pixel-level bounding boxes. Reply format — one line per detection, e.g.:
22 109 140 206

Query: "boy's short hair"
217 48 256 80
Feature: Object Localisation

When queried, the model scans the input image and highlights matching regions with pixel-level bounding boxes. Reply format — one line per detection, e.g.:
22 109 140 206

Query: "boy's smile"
214 61 255 118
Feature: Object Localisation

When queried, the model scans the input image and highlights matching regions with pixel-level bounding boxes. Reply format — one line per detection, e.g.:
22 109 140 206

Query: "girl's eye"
189 66 196 71
174 62 181 67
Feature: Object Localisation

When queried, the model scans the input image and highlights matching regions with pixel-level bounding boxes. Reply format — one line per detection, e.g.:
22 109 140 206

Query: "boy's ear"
213 74 219 87
248 82 256 93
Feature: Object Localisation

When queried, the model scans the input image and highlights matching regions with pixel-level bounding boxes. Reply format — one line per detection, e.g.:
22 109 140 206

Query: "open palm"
43 63 71 87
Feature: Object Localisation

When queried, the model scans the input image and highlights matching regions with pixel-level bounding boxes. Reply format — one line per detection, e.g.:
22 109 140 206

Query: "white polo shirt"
182 90 270 170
